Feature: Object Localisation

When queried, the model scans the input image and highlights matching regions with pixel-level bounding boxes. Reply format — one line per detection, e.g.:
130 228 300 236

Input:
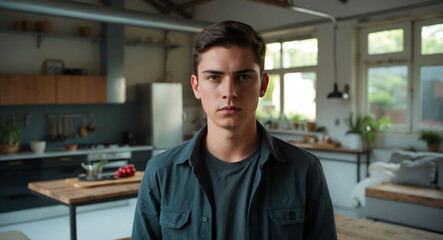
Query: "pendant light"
286 4 348 99
327 23 348 99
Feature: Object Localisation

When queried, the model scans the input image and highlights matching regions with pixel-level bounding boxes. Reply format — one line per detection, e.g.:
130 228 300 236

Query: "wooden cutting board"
65 171 144 188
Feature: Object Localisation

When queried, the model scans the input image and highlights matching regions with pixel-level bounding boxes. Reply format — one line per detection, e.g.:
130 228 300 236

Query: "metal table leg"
357 153 361 182
69 205 77 240
366 151 371 177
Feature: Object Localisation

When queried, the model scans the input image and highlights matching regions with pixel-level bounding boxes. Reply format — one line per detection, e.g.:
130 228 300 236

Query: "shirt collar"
176 121 284 166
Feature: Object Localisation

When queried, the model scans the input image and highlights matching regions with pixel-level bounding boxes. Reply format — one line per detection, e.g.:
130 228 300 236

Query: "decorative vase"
22 20 32 31
428 143 439 152
347 133 362 150
306 122 316 132
36 21 51 33
0 143 19 154
79 26 92 37
13 21 22 31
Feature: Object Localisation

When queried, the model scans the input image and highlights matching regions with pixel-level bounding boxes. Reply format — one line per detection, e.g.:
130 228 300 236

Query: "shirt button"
202 216 208 222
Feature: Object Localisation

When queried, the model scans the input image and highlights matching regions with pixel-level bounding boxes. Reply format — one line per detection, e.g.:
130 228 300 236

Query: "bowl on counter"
30 141 46 154
64 144 78 151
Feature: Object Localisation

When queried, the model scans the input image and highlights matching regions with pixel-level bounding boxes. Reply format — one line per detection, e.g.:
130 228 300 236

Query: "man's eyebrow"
234 69 256 74
202 69 224 74
201 69 257 75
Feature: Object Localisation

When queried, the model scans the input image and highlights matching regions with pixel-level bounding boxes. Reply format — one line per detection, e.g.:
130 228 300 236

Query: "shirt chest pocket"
159 208 191 240
268 206 304 240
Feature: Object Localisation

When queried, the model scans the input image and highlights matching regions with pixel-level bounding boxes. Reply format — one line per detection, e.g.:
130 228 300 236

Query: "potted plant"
0 118 21 154
344 112 390 149
287 113 303 130
419 130 440 152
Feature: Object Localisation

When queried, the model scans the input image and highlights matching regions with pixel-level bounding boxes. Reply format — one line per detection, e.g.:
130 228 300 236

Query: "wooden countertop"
28 172 144 205
335 214 443 240
289 141 371 153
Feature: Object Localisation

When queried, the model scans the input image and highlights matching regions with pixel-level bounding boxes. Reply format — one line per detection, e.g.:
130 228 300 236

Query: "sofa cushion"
389 150 422 163
389 150 443 189
394 157 437 188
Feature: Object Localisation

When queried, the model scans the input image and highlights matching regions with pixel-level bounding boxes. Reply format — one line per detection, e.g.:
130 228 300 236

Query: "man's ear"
259 73 269 97
191 74 201 100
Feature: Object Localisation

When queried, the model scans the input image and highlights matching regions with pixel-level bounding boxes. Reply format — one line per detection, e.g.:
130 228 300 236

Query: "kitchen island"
28 172 144 240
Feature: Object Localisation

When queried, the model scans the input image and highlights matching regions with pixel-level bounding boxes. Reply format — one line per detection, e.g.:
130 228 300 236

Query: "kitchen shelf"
125 41 181 49
0 29 104 48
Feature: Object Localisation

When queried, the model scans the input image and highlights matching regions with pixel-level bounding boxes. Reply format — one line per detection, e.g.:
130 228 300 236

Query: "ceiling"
141 0 439 31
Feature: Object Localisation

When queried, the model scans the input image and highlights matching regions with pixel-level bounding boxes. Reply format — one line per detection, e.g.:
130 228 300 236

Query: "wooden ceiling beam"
163 0 192 18
143 0 169 14
170 0 212 11
250 0 289 8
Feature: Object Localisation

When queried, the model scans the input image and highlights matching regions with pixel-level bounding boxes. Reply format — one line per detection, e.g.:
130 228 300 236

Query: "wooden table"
28 172 143 240
290 142 371 182
335 214 443 240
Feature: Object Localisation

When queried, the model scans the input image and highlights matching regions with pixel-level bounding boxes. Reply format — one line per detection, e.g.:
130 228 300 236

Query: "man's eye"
238 75 251 81
208 75 219 81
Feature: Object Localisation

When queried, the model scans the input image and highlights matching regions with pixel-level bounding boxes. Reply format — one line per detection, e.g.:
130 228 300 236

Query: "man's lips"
219 106 241 113
220 106 241 111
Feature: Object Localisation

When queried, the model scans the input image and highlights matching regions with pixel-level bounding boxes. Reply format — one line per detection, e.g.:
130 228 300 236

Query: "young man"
132 20 337 240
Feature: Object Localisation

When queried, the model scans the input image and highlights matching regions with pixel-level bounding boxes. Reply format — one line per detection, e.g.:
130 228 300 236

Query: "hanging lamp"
327 23 348 99
287 5 348 99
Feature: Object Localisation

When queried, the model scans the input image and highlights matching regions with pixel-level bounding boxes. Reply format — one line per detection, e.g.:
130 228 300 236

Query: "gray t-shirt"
202 145 261 240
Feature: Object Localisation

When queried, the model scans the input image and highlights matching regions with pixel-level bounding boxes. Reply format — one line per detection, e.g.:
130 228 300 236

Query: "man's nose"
222 77 237 100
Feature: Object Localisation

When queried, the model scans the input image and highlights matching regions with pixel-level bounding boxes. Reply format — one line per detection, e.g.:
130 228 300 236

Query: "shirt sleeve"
132 167 162 239
303 159 338 240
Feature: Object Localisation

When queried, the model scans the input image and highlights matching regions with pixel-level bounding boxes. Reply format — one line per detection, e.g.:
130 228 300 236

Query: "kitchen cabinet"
0 155 86 213
56 75 107 104
0 74 107 105
0 74 56 105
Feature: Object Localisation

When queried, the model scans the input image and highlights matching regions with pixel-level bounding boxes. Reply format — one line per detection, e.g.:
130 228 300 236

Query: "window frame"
358 17 443 133
264 34 318 123
413 17 443 131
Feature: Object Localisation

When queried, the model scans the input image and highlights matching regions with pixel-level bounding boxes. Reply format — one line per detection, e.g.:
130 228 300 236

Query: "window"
359 18 443 132
257 37 318 128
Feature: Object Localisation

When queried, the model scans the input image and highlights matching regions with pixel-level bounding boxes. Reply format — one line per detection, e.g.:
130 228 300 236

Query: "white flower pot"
347 133 362 150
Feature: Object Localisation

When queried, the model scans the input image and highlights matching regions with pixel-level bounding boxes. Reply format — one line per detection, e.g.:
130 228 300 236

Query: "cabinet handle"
7 161 22 166
58 157 72 162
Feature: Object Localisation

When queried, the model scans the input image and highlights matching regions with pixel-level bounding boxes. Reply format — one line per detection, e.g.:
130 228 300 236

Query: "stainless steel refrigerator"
136 82 183 155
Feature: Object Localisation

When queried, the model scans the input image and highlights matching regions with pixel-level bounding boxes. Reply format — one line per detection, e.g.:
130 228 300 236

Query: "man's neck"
204 119 260 163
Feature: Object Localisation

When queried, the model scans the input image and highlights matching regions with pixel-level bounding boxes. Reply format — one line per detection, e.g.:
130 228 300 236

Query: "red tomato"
114 169 123 178
118 167 127 177
126 167 135 176
126 164 136 171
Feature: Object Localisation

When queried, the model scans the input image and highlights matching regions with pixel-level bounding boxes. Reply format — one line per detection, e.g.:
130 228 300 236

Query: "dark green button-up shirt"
132 123 337 240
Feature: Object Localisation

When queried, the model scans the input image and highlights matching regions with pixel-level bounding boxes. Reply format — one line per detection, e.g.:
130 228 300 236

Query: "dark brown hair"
192 20 266 76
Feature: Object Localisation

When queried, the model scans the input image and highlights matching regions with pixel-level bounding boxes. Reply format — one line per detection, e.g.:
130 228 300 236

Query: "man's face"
191 46 268 130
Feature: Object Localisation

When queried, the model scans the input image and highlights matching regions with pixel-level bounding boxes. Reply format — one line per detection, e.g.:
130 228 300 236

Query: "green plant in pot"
344 112 390 149
0 118 21 154
419 130 440 152
287 113 304 130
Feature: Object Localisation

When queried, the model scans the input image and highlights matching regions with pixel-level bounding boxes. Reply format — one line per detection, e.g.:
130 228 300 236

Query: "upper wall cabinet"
0 74 107 105
0 74 56 105
56 76 107 104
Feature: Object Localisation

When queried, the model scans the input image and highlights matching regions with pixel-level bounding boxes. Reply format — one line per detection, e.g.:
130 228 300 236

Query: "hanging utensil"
80 116 88 137
57 117 66 142
64 117 68 137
